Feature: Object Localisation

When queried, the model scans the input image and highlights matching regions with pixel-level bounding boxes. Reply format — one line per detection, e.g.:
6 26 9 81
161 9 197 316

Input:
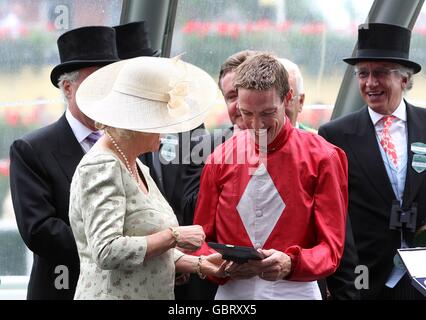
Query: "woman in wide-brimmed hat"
69 56 226 300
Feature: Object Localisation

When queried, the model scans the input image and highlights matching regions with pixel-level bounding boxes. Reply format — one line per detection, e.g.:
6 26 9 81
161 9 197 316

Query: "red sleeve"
286 148 349 281
192 157 228 285
193 155 220 243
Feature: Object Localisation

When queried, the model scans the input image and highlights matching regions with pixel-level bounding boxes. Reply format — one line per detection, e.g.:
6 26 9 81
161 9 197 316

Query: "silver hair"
396 65 414 92
278 58 304 94
57 71 80 107
95 122 135 141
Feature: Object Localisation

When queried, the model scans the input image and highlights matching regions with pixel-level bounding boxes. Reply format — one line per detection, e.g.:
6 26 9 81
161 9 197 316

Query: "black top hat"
50 26 120 88
344 23 421 74
113 21 160 59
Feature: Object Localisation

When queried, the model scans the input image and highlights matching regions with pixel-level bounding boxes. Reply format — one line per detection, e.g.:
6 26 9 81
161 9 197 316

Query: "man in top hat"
319 23 426 299
9 26 119 299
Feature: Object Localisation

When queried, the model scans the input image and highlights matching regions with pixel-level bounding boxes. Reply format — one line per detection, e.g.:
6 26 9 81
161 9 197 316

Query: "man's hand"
224 261 260 280
248 249 292 281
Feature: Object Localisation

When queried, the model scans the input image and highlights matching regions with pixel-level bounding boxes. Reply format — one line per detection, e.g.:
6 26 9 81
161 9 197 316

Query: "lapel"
139 152 168 196
161 161 177 200
160 132 184 200
402 102 426 207
345 108 396 203
138 153 149 167
51 114 85 183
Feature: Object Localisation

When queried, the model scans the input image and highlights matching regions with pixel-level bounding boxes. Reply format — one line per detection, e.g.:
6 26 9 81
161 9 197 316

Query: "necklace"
105 131 138 181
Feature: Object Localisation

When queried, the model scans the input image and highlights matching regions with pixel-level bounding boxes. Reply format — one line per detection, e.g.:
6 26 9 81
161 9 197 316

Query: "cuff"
284 251 298 279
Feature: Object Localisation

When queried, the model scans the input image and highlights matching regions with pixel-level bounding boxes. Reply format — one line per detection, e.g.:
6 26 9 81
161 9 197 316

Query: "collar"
255 116 292 154
65 108 93 143
368 99 407 126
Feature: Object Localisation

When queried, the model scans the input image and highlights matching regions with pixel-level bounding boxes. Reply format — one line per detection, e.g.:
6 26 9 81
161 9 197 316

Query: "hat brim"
76 57 218 134
50 59 119 88
343 57 421 74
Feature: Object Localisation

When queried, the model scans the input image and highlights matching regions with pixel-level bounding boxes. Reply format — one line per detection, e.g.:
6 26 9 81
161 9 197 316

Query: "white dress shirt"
368 100 408 202
65 109 97 153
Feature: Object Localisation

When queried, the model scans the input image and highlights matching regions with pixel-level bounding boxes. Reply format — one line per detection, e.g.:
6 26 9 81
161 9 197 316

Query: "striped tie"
85 131 101 148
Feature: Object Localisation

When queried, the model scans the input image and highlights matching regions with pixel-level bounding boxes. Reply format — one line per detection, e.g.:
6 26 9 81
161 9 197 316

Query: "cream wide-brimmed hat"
76 56 218 133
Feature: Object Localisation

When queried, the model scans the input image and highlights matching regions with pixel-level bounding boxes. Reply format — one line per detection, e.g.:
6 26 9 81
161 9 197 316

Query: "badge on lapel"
411 143 426 173
411 143 426 155
160 134 179 162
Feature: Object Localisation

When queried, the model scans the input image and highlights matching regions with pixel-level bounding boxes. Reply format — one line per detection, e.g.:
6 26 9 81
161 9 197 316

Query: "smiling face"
220 71 247 130
355 61 407 115
238 87 288 145
233 53 291 144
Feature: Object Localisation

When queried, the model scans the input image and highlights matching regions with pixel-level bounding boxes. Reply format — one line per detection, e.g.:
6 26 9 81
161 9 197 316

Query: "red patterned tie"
379 115 398 168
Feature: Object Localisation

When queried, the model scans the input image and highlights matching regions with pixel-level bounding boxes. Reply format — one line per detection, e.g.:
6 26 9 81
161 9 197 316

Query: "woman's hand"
174 225 205 251
200 253 229 278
